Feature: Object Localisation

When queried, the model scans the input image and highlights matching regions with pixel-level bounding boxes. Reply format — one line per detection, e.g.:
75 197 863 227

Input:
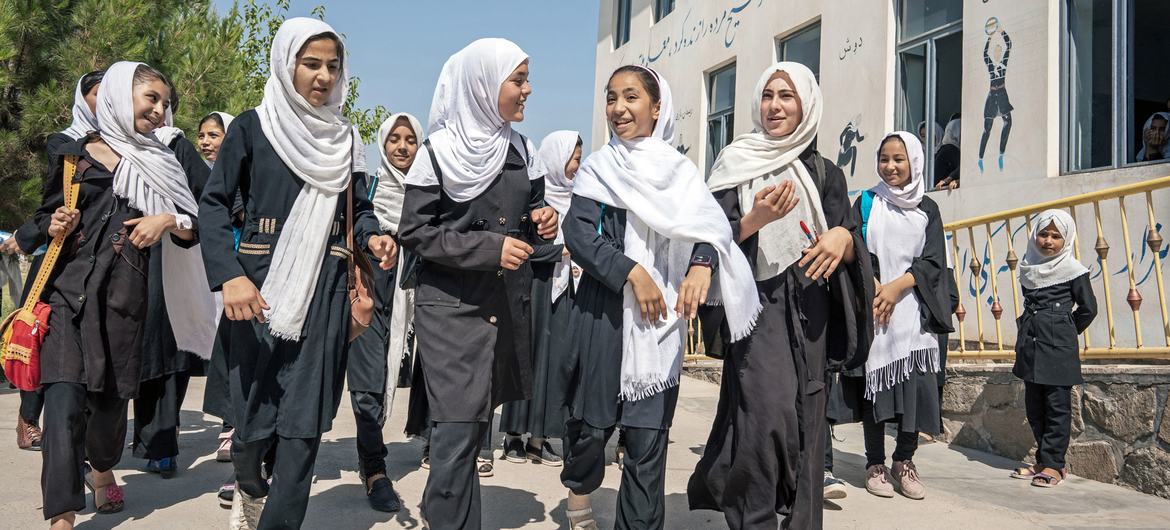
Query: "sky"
210 0 600 159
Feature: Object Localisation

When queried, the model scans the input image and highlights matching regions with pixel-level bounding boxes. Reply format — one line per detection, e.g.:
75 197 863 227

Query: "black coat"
1013 273 1097 386
398 142 548 423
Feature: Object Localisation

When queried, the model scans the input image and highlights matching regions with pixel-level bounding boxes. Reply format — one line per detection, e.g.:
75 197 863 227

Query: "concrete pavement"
1 376 1169 529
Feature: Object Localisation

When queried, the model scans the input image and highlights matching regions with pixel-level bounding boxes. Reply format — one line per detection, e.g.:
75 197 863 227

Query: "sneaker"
865 465 894 498
217 430 234 462
823 471 847 500
218 480 235 509
229 483 265 530
16 416 42 451
476 457 494 478
891 460 926 500
527 441 563 467
503 435 526 463
364 475 402 513
146 457 178 479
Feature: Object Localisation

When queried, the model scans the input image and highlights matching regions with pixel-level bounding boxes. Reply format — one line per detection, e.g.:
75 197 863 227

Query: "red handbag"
2 155 79 390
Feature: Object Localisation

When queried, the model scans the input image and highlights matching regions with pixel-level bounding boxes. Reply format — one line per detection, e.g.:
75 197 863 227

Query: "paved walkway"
2 376 1169 529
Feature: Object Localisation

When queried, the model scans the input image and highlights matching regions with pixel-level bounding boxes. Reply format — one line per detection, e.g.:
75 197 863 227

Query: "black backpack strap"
423 138 443 187
811 149 827 192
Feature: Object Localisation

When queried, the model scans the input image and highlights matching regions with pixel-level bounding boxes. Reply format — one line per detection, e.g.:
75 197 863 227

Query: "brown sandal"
1031 468 1067 488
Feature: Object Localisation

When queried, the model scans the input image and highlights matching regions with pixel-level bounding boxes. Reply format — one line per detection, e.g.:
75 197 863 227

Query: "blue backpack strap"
597 204 606 235
860 190 875 242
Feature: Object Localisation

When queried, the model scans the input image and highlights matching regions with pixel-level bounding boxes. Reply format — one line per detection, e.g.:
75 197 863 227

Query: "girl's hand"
48 207 80 239
747 181 799 227
124 214 177 249
799 226 853 280
675 265 712 319
532 206 559 240
500 236 533 270
873 277 911 327
628 264 667 322
368 235 398 270
222 276 269 322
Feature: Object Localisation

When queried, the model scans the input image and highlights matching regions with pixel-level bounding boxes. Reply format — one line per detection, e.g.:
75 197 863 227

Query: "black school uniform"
132 135 211 463
398 140 545 530
1014 273 1096 470
559 192 718 530
687 150 873 530
35 134 197 519
199 110 381 529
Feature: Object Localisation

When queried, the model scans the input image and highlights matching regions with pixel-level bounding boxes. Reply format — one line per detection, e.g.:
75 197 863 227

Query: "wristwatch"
690 254 713 268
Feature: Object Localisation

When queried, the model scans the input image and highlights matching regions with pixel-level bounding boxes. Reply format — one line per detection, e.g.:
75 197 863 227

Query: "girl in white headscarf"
398 37 558 529
343 112 424 513
1009 209 1096 488
842 131 953 502
690 62 873 529
933 118 962 190
561 65 760 530
1136 112 1170 162
498 129 583 466
36 60 199 529
198 112 235 165
196 18 396 528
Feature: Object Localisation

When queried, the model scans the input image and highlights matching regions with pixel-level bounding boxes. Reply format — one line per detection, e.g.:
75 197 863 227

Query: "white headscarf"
96 61 218 358
154 107 184 148
706 62 828 281
940 118 961 150
1137 112 1170 161
1020 209 1089 290
61 74 101 140
573 66 761 401
918 120 940 147
405 38 540 202
255 17 358 341
372 113 424 233
537 130 582 301
864 131 939 399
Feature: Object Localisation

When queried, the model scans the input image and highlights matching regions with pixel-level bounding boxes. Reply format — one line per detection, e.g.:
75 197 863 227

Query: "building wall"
594 0 1170 350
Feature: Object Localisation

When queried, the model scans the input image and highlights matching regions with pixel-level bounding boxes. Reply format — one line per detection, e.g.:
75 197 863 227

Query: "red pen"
799 220 817 244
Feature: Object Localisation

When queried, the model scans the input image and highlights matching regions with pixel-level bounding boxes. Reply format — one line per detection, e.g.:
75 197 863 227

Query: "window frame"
706 62 737 174
776 21 823 80
653 0 676 22
615 0 632 49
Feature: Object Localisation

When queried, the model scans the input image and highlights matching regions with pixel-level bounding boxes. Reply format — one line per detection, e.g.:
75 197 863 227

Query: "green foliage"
0 0 384 229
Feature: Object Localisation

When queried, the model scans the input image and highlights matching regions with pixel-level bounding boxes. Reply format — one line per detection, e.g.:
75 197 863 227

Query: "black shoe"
503 436 526 463
366 476 402 513
527 441 563 467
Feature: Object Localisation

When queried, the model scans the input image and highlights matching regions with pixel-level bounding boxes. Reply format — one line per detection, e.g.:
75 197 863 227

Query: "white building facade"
592 0 1170 349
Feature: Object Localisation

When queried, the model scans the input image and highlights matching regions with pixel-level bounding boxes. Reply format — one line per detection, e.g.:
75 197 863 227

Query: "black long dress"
687 150 872 529
498 258 572 439
1013 273 1097 387
198 110 381 443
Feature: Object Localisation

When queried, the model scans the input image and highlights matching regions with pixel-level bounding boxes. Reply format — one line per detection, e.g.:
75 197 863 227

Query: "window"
654 0 675 22
777 23 822 80
1063 0 1170 172
615 0 632 48
707 64 736 174
896 0 962 187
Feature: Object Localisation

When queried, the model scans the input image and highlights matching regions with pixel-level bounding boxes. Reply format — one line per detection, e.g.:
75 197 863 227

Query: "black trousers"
350 390 388 478
862 420 919 468
824 423 834 473
40 382 128 520
132 371 190 460
19 389 44 423
423 421 488 530
561 419 670 530
1024 382 1072 469
233 434 322 530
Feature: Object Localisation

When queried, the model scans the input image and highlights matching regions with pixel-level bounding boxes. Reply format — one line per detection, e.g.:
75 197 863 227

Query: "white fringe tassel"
864 347 940 401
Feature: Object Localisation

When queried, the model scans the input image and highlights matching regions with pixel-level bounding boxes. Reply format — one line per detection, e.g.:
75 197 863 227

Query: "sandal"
477 457 494 478
1031 468 1067 488
83 465 125 514
1010 465 1040 480
566 507 598 530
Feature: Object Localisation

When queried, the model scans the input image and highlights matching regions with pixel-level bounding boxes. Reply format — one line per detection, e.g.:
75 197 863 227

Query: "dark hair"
132 63 177 111
608 65 660 104
199 112 225 131
298 32 344 61
79 69 105 96
575 137 584 149
880 134 907 151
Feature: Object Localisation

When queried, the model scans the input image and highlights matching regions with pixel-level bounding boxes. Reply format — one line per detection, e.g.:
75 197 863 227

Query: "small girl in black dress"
1010 208 1097 488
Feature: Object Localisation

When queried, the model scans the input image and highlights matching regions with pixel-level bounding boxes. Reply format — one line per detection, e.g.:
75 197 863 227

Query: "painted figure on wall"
978 20 1013 173
837 119 866 177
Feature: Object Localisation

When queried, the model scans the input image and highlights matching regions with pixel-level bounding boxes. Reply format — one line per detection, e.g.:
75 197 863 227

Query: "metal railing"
947 176 1170 360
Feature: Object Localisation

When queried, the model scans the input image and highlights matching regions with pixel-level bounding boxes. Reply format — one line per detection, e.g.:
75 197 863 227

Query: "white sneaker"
824 471 848 500
229 483 265 530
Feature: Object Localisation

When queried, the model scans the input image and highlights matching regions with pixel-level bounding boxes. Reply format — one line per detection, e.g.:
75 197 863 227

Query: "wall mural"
836 118 866 177
978 17 1013 173
637 0 766 66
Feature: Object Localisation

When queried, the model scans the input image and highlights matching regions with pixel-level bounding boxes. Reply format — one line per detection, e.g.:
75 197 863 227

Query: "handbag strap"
21 155 79 313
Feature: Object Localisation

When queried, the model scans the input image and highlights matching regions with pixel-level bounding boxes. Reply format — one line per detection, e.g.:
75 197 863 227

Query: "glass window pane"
898 44 928 137
933 31 963 187
900 0 963 41
1066 0 1113 170
654 0 675 22
709 66 736 113
1129 0 1170 164
707 117 724 173
615 0 631 47
780 24 822 79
